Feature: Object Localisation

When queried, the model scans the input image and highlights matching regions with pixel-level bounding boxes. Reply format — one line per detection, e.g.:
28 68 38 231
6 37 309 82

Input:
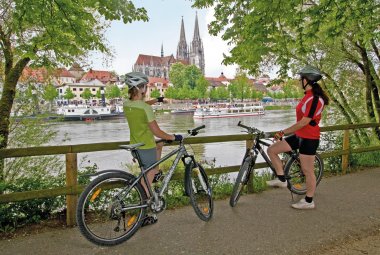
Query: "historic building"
133 13 205 78
176 13 205 74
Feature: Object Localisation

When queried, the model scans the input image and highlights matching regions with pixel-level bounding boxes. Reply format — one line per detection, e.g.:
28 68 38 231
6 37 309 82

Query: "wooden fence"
0 122 379 226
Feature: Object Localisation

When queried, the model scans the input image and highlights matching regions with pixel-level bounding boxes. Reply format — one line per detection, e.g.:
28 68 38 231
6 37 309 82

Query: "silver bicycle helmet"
125 72 149 90
298 65 322 82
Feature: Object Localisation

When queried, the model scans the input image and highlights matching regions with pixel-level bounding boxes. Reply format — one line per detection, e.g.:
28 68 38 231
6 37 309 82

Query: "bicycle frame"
118 141 193 208
243 132 296 176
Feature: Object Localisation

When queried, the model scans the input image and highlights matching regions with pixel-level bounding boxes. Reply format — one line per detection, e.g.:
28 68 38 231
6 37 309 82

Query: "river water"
51 109 295 171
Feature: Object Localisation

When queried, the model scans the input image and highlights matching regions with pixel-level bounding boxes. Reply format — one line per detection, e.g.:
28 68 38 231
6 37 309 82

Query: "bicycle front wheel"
229 156 254 207
185 162 213 221
76 172 147 246
284 153 324 195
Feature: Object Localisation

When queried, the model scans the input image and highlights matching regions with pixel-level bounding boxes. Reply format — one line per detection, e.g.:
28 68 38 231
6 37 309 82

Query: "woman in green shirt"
124 72 182 226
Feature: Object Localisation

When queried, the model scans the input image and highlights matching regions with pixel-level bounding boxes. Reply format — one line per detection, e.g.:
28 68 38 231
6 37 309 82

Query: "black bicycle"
230 121 323 207
77 125 213 246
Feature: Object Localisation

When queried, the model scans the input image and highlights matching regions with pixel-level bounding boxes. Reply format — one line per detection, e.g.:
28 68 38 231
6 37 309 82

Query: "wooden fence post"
246 139 254 193
66 153 78 226
342 130 350 174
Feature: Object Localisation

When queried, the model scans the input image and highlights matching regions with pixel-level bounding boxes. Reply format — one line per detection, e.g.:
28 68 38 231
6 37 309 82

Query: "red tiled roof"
20 67 48 83
81 69 117 84
148 77 169 87
55 68 75 78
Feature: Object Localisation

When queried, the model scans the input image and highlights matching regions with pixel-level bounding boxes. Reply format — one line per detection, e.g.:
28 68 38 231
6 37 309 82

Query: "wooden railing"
0 122 379 226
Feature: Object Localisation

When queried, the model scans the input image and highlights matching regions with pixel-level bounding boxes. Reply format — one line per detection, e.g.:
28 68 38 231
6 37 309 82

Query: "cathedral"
133 13 205 78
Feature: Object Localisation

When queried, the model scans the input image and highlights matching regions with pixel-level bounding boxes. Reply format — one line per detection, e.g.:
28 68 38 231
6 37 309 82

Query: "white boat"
56 105 123 121
193 103 265 119
170 108 196 114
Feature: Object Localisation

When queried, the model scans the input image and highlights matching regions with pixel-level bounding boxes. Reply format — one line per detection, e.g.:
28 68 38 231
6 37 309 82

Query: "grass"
264 105 292 110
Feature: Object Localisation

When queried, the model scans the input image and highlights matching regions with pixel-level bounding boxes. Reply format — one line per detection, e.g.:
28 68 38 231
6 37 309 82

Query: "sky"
89 0 240 78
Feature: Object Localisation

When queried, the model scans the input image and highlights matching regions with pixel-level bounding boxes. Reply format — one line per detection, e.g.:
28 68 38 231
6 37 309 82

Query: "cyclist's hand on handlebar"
173 134 183 141
273 130 285 141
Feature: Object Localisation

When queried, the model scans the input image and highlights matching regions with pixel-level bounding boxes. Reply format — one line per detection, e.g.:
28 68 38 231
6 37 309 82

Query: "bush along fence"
0 122 379 226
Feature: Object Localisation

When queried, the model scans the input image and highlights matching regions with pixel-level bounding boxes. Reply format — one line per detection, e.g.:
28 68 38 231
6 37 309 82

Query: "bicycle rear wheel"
185 162 213 221
229 156 254 207
284 153 324 195
76 172 147 246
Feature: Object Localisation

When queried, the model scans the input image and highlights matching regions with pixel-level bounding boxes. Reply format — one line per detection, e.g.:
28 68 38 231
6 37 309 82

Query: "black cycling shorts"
284 135 320 156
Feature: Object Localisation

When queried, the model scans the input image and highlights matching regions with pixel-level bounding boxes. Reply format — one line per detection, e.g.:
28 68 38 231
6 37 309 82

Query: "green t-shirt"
124 100 156 149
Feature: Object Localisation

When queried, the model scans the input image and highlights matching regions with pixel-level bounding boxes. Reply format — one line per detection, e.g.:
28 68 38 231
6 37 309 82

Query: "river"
51 109 295 171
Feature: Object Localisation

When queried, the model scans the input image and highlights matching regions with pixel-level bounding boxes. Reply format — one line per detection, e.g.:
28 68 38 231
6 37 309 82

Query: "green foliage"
81 88 93 101
164 86 177 99
150 89 161 98
168 63 205 99
0 164 98 231
42 83 58 102
1 0 149 68
209 86 230 101
169 63 186 88
105 84 121 99
192 0 380 145
229 72 251 101
63 88 75 101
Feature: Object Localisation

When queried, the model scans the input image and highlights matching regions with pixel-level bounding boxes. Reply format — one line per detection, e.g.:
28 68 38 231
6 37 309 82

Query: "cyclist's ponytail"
311 82 330 105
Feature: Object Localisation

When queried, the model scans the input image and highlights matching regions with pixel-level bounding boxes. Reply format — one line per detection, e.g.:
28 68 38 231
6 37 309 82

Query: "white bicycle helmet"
125 72 149 90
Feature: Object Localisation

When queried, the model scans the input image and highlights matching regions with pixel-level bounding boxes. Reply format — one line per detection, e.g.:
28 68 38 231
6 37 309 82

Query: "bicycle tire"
229 156 254 207
76 172 147 246
284 153 324 195
185 162 214 221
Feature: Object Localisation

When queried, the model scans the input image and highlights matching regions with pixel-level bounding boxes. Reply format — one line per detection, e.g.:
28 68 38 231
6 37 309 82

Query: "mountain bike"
77 125 213 246
230 121 323 207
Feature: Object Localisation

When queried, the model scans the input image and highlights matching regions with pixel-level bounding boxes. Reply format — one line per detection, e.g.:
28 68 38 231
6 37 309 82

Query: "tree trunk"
0 57 30 181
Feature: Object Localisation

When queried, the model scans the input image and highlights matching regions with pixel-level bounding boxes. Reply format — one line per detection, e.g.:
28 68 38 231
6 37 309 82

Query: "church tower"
189 13 205 74
176 17 189 63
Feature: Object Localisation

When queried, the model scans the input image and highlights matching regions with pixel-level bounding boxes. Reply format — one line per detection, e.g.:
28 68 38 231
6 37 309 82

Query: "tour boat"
56 105 124 121
193 103 265 119
170 108 196 114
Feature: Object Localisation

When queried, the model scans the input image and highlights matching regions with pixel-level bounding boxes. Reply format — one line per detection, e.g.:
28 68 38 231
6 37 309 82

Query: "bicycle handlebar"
237 121 269 138
191 124 206 133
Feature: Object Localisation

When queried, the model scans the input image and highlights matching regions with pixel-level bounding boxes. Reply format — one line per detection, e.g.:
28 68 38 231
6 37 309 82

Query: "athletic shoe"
266 178 287 188
141 215 158 227
291 199 315 210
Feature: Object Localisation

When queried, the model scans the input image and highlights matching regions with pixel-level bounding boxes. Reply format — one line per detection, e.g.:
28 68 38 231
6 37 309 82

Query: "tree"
193 0 380 142
150 89 161 98
0 0 148 156
63 88 75 103
164 86 177 99
184 65 202 89
81 88 93 103
169 63 186 88
42 83 58 112
105 84 121 102
195 76 209 100
229 73 251 102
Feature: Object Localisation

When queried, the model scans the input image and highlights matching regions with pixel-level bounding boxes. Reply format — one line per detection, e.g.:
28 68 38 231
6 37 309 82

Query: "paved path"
1 168 379 255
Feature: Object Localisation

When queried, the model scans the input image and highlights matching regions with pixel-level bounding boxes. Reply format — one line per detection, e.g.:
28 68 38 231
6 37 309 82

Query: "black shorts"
284 135 319 156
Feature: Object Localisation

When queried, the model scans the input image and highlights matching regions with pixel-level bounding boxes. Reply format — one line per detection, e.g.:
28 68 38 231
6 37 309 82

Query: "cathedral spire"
193 12 200 41
161 43 164 57
189 12 205 74
179 16 187 42
176 16 189 62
